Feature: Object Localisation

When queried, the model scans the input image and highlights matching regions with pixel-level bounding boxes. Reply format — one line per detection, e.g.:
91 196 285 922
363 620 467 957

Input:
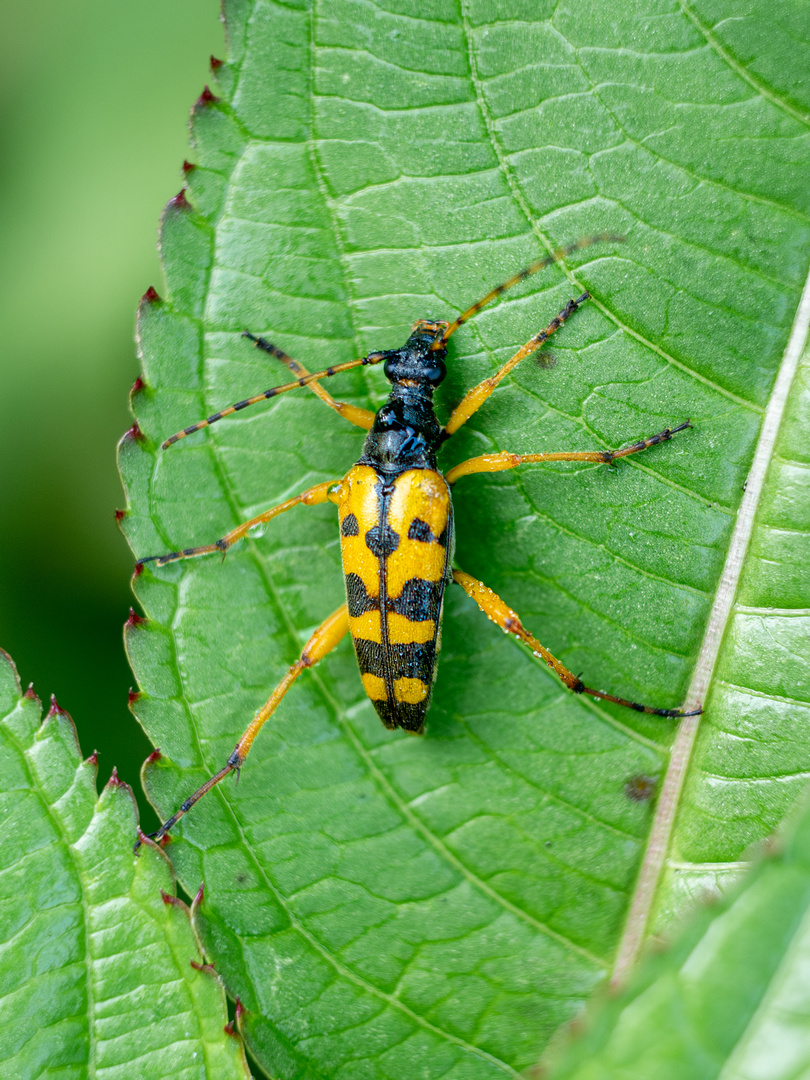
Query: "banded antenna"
160 342 386 449
432 233 625 348
160 234 624 449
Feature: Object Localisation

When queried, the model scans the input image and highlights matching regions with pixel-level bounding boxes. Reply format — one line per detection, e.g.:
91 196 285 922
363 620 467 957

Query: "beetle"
136 235 699 845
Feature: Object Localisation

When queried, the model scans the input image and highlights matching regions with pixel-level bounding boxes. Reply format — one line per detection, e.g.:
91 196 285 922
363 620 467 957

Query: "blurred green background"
0 0 224 828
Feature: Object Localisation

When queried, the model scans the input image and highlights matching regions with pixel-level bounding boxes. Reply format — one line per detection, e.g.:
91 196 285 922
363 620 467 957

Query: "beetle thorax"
359 330 448 475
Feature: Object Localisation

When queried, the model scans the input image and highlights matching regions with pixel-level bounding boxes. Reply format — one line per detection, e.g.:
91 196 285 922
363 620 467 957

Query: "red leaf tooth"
170 188 189 210
48 694 67 718
182 159 196 175
160 889 184 908
197 85 218 106
130 375 145 395
146 747 162 763
190 960 216 974
123 423 144 443
125 608 147 629
115 509 126 524
128 688 141 707
108 766 125 788
210 55 223 70
24 683 37 700
192 882 205 908
141 285 161 304
86 749 98 767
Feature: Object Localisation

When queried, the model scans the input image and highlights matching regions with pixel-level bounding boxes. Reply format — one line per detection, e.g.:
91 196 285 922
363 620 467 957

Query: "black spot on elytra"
353 637 435 683
365 523 399 558
407 517 446 545
345 573 378 617
389 577 444 622
341 513 359 537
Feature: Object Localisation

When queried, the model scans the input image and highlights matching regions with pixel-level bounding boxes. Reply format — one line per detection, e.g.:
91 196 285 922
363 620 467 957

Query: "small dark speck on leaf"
625 774 658 802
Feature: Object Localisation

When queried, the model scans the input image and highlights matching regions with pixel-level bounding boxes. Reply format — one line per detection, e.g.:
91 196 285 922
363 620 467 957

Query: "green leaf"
117 1 810 1075
544 789 810 1080
0 649 249 1080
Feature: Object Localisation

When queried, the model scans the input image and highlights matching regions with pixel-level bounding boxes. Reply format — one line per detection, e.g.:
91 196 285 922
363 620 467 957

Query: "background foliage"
0 647 248 1078
0 0 223 829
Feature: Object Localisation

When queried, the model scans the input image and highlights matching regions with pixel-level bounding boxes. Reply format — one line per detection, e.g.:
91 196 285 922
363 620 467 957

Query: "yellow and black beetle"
136 236 699 845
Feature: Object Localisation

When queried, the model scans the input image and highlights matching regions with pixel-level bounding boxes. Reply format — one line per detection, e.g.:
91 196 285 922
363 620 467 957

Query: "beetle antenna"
160 338 386 449
433 233 625 348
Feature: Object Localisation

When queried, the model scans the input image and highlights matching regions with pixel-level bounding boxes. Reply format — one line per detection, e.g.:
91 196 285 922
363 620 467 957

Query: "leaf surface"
0 649 249 1080
118 1 810 1074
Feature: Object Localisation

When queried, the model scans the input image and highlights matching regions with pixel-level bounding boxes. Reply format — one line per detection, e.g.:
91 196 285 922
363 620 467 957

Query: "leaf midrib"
611 266 810 985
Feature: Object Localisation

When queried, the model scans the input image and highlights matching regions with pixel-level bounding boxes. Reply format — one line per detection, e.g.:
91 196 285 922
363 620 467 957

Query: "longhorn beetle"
135 235 699 846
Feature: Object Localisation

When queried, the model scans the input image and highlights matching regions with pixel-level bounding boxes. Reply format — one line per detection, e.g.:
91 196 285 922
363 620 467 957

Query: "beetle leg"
136 604 350 849
137 479 342 567
452 569 700 718
442 292 590 438
446 423 691 484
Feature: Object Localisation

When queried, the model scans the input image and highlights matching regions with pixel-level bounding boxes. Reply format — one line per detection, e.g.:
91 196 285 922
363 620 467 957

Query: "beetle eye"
426 359 446 386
